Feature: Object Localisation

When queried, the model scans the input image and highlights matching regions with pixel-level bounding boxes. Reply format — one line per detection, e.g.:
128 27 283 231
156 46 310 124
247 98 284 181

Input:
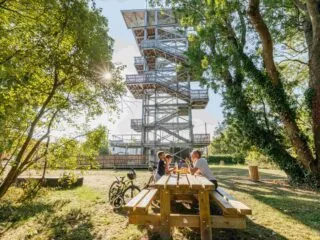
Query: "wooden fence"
96 155 148 169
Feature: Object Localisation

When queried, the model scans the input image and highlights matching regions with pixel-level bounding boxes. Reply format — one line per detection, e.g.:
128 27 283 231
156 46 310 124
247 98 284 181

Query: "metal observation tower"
107 9 210 168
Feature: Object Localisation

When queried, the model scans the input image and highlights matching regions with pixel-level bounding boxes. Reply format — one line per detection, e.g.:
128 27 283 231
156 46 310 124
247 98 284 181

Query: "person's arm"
165 165 171 174
166 168 175 174
189 159 204 175
165 161 174 174
189 166 199 175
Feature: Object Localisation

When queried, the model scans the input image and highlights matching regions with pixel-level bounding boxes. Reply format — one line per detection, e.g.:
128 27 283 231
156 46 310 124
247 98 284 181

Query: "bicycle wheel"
122 185 140 204
109 181 121 202
111 195 124 209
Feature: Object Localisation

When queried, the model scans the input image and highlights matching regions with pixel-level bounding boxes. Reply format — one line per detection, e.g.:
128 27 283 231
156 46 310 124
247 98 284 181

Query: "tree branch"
19 109 59 171
278 58 308 65
12 74 59 169
237 7 247 47
0 5 36 20
293 0 307 12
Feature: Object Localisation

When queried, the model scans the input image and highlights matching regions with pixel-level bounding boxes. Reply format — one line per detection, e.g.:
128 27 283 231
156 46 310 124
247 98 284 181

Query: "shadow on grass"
211 166 286 181
48 208 95 240
0 199 69 223
134 200 288 240
135 218 288 240
221 179 320 232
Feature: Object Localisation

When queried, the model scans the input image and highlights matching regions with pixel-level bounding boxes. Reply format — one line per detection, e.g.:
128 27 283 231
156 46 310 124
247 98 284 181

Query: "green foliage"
18 179 42 201
48 126 108 170
48 138 80 169
58 172 79 189
245 147 278 169
207 154 244 165
0 0 125 197
304 87 315 111
81 125 109 159
209 122 251 156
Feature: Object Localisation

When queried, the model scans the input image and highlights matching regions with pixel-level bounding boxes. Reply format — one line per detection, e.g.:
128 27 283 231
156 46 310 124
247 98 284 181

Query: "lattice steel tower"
110 9 210 167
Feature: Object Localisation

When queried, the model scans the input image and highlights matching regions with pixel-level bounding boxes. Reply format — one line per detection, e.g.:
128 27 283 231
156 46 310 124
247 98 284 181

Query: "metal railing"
126 73 189 96
131 119 189 131
126 73 208 103
191 90 209 100
131 119 143 130
134 56 145 66
126 73 208 101
193 134 211 145
110 134 142 146
140 40 187 58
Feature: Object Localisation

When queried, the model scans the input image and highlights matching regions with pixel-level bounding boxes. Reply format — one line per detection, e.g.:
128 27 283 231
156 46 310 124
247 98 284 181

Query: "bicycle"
108 169 140 209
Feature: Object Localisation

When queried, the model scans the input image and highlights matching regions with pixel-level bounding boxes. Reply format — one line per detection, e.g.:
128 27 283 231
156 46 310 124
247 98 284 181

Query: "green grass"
0 166 319 240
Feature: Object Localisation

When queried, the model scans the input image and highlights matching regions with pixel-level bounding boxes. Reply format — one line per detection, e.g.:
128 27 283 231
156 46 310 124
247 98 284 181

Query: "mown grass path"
0 165 319 239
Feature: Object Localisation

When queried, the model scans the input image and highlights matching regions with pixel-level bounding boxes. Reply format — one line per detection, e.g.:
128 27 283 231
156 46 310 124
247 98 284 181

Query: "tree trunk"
0 165 20 198
246 0 315 171
305 0 320 175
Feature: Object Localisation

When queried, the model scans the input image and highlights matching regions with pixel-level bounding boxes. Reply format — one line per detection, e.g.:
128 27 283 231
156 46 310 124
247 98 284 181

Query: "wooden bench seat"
210 187 252 216
125 188 158 213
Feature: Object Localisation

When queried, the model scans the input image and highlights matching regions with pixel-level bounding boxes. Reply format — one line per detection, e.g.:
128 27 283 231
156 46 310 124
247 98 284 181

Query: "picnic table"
125 173 252 240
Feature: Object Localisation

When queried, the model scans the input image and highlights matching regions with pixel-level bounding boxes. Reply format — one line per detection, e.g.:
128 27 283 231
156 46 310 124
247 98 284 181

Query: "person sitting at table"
188 149 218 189
155 151 166 182
164 153 175 174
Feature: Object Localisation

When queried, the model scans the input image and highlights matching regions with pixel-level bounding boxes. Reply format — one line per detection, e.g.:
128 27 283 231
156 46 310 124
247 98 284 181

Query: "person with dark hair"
164 154 175 174
155 151 166 181
188 149 218 189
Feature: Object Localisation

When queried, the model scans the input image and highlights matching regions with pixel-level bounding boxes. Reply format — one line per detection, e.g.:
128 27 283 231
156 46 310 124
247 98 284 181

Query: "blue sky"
94 0 224 136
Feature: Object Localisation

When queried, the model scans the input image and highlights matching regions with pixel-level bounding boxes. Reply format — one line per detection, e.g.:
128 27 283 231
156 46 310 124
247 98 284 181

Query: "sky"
91 0 224 137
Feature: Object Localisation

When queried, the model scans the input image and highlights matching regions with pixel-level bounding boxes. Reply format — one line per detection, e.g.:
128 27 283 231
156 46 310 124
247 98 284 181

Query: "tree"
0 0 125 197
150 0 320 186
47 126 108 169
81 125 109 158
209 122 250 156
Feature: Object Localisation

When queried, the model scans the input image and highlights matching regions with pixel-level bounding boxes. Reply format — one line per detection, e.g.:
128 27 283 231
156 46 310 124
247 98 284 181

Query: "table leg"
199 190 212 240
160 188 171 239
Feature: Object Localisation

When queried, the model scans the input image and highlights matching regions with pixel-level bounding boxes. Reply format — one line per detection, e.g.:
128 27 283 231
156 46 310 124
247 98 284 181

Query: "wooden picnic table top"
155 173 214 191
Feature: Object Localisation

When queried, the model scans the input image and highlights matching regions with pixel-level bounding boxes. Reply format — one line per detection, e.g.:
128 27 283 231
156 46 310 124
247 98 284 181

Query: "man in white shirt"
189 149 218 189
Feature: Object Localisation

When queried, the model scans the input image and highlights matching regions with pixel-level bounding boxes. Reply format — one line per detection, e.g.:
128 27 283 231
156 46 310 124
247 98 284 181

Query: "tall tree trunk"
305 0 320 174
247 0 315 171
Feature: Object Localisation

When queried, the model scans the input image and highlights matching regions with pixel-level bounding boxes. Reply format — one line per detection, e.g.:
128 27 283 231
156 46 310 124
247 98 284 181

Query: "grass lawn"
0 165 319 240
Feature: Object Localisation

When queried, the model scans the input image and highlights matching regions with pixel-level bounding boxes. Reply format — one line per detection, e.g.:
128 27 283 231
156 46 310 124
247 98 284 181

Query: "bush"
245 148 279 169
207 154 245 165
58 172 79 189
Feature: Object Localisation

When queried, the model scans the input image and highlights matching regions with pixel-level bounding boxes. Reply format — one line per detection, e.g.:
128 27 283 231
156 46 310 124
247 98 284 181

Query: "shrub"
245 148 279 169
58 172 79 189
207 154 245 164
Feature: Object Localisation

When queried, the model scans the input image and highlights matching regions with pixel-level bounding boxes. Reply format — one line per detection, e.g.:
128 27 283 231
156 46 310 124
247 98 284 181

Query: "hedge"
207 154 245 165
